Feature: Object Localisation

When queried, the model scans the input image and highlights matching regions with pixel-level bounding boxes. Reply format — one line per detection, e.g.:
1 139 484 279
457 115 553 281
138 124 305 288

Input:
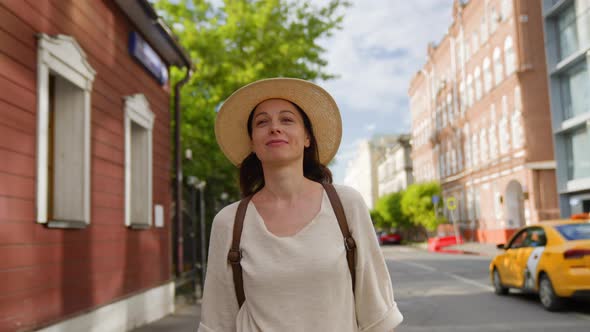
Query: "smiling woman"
199 78 404 332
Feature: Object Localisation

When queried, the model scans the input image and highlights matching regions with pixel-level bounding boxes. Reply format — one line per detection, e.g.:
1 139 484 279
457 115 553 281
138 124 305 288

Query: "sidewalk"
132 298 201 332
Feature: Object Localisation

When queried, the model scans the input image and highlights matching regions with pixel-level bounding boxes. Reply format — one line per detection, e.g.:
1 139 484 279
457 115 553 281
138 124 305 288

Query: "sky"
317 0 454 184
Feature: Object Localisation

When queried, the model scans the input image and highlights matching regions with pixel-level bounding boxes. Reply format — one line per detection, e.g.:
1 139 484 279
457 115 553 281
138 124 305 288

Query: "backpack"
226 183 357 307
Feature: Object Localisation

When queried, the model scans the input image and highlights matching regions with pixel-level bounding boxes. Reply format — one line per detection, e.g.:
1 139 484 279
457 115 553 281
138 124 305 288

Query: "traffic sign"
446 196 457 211
432 195 440 205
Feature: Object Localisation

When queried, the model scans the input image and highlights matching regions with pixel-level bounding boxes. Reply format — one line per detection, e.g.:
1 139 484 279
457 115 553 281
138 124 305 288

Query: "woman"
199 78 403 332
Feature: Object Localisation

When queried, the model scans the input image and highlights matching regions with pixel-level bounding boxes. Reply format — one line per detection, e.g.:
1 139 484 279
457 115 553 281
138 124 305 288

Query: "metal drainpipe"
174 67 192 277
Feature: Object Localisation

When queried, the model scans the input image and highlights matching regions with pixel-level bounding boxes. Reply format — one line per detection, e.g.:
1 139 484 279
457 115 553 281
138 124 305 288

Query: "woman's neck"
259 163 310 203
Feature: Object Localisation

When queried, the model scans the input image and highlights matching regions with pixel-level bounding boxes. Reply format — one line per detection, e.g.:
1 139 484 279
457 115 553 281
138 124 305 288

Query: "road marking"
571 313 590 321
441 271 493 291
395 260 436 272
395 260 493 291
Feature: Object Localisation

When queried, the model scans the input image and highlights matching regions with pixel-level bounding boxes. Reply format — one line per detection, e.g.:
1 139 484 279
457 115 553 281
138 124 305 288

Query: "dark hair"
239 101 333 197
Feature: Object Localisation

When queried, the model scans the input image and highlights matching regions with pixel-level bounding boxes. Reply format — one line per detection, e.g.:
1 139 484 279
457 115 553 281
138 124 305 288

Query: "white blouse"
198 184 403 332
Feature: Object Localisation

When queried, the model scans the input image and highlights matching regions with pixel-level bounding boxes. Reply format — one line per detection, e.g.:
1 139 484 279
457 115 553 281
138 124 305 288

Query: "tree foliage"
400 182 444 231
373 191 412 230
155 0 350 204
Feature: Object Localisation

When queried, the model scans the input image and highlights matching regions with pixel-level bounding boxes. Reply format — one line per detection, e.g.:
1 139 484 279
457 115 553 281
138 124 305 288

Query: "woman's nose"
269 122 282 134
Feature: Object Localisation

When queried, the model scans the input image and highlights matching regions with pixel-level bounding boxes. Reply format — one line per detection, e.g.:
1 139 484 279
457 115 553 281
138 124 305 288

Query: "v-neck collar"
249 189 328 239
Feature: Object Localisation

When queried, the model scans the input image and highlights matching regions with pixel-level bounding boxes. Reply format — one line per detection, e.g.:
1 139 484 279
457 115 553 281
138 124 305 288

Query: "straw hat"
215 78 342 166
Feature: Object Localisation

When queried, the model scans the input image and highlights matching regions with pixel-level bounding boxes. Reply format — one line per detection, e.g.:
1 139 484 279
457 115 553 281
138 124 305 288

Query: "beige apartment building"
409 0 559 244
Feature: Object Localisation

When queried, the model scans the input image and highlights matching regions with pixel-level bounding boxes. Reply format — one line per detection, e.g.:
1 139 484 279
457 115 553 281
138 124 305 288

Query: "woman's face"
250 99 310 166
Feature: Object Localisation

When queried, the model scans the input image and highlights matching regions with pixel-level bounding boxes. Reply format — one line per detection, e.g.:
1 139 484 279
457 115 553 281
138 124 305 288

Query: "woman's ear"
304 134 311 148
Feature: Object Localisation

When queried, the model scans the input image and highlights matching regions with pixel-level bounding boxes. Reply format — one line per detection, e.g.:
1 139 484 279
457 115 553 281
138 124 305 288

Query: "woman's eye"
256 119 268 126
281 118 294 123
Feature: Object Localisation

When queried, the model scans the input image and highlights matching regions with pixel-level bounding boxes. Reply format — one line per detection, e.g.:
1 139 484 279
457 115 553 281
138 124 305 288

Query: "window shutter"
52 76 86 222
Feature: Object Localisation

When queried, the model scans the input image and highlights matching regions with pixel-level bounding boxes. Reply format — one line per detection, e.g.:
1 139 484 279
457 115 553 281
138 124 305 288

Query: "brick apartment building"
0 1 191 331
409 0 559 244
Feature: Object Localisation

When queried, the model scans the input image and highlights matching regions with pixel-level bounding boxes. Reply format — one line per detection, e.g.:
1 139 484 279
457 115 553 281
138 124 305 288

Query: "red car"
377 231 403 245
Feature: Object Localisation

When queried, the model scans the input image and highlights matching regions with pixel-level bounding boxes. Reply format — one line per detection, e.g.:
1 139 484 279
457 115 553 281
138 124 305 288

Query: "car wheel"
538 274 564 311
492 269 509 295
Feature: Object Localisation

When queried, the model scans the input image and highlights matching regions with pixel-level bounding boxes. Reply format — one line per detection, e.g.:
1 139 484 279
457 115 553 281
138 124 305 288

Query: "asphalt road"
383 246 590 332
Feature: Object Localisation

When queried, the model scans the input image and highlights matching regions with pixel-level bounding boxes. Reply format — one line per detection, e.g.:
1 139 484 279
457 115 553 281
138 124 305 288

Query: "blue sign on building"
128 31 168 85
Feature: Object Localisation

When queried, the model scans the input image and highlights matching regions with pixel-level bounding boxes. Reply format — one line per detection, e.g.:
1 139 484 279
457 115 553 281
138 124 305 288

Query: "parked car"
489 218 590 311
376 231 403 245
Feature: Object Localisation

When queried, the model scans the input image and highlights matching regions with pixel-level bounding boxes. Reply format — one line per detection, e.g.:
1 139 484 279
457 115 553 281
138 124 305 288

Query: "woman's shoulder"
211 200 242 231
331 184 365 206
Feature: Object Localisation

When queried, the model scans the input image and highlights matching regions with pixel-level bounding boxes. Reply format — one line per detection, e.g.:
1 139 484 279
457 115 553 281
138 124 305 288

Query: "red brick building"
0 1 191 330
409 0 559 244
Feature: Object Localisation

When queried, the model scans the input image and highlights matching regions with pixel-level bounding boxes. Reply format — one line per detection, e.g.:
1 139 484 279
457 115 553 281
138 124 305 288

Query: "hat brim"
215 78 342 166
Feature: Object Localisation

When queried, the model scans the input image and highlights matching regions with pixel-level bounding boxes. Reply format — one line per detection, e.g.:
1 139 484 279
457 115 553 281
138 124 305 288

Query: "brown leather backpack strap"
322 183 356 294
227 195 252 308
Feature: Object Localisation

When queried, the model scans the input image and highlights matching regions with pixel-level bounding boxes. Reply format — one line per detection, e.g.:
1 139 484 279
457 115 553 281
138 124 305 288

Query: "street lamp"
196 179 207 295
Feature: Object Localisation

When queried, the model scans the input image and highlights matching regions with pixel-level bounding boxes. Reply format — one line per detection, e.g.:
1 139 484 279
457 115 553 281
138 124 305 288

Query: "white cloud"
320 0 453 183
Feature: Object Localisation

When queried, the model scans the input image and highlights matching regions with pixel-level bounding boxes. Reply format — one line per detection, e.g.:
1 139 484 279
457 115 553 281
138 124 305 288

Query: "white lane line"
394 260 493 291
571 313 590 321
441 271 493 291
395 260 436 272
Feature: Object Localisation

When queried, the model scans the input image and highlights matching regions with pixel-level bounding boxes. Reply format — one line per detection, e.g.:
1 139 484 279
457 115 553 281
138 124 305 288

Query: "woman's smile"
266 139 288 147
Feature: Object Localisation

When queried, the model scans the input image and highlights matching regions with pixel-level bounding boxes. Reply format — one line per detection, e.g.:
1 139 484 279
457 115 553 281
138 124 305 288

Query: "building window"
464 125 471 169
36 34 96 228
493 47 504 85
489 124 498 160
490 7 499 33
465 40 471 61
511 111 524 149
472 31 479 52
565 126 590 180
451 147 457 174
442 102 447 127
501 0 512 21
556 4 579 61
124 94 155 228
499 113 510 154
467 74 474 108
474 66 482 101
481 16 489 43
467 189 474 221
459 81 466 112
447 93 453 121
504 36 516 75
472 131 479 166
514 86 522 109
489 105 498 159
474 188 481 219
483 57 492 93
480 128 488 163
560 61 590 120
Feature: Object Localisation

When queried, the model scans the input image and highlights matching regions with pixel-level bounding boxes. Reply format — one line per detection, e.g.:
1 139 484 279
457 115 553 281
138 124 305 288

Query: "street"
384 246 590 332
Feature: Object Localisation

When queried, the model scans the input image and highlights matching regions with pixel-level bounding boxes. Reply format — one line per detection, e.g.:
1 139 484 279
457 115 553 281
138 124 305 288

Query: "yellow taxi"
489 216 590 311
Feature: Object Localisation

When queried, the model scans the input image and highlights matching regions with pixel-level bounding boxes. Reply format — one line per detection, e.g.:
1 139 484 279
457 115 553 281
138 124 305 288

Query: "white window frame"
474 66 482 101
483 57 492 93
480 16 488 43
459 81 466 113
472 130 479 166
480 128 488 163
511 111 523 149
504 36 516 76
36 34 96 227
493 47 504 85
464 125 471 169
124 94 155 228
467 74 474 108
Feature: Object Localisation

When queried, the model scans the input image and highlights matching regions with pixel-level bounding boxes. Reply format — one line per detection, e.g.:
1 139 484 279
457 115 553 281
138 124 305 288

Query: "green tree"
400 182 444 232
155 0 350 206
374 191 412 231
